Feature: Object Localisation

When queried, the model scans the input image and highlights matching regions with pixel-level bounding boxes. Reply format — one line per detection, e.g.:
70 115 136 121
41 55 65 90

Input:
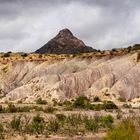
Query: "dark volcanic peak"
36 28 96 54
57 28 73 38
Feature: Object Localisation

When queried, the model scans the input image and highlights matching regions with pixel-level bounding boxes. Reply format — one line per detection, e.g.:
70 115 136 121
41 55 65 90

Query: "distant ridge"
35 28 96 54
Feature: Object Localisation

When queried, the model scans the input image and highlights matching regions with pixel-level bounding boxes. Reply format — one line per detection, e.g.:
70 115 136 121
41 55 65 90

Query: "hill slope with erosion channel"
0 52 140 105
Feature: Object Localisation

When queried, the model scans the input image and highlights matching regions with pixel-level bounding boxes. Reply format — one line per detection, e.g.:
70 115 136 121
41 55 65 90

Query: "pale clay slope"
0 54 140 103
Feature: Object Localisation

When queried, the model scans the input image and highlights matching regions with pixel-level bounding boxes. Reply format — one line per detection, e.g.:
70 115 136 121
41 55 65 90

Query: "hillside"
0 51 139 105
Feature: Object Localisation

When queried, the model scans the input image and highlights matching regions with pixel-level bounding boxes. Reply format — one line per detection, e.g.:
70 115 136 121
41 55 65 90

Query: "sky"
0 0 140 52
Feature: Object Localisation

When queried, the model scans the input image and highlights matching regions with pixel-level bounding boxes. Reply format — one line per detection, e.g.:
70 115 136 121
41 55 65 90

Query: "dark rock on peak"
57 28 73 38
35 28 96 54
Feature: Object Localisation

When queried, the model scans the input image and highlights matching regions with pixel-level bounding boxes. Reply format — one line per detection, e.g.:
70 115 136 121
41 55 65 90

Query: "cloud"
0 0 140 52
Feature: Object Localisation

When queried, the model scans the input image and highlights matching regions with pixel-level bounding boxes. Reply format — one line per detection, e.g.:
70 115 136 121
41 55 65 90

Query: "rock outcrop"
35 29 96 54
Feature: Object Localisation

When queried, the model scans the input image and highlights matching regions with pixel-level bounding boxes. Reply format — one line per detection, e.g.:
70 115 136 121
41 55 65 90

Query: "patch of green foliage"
104 118 139 140
10 116 21 131
73 96 89 108
93 96 101 102
31 114 45 134
35 97 47 105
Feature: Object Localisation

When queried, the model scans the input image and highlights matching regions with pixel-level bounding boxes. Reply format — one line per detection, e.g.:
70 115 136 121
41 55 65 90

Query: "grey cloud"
0 0 140 52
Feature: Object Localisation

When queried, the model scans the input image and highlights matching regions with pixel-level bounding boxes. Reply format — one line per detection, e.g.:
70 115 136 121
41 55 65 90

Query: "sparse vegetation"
21 53 28 57
3 52 10 57
10 116 21 131
35 97 47 105
104 118 139 140
93 96 101 102
31 114 45 134
137 51 140 61
73 96 89 108
118 97 126 102
44 106 56 113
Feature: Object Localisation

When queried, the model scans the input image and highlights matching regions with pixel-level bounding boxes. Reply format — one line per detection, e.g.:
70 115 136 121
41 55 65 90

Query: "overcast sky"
0 0 140 52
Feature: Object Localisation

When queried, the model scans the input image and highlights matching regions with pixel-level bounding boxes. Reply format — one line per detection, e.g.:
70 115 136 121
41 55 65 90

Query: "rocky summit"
35 28 96 54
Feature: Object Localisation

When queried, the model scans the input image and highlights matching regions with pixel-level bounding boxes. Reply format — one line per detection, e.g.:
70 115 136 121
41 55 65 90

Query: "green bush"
31 114 45 134
132 44 140 50
103 101 118 109
123 103 131 108
0 105 3 112
55 114 66 122
34 106 44 112
118 97 126 102
65 114 83 127
101 115 114 129
21 53 28 57
104 118 139 140
85 118 99 132
0 123 4 133
93 96 101 102
10 116 21 131
7 104 17 113
137 52 140 61
35 97 47 105
18 106 32 112
0 123 4 139
3 53 10 57
45 106 56 113
112 48 117 52
73 96 89 108
47 119 60 133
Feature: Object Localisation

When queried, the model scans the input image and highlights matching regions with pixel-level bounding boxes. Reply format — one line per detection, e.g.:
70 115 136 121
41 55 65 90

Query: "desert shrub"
21 53 28 57
137 52 140 61
0 123 4 133
0 123 4 139
104 118 139 140
10 116 21 131
31 114 45 134
47 119 60 133
7 103 17 113
132 44 140 50
103 101 118 110
35 97 47 105
63 104 74 111
101 115 114 129
3 52 10 57
65 114 83 127
89 104 103 111
18 106 32 112
34 106 44 112
73 96 89 108
116 112 122 120
63 100 72 106
93 96 101 102
112 48 117 52
45 106 56 113
55 114 66 122
38 54 42 58
118 97 126 102
0 105 3 112
123 103 131 108
85 118 99 132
